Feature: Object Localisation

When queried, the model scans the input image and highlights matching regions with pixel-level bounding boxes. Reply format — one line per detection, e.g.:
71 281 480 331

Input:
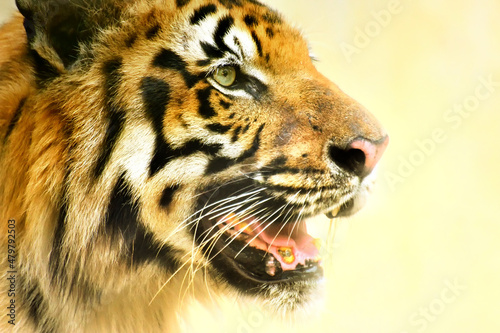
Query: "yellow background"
1 0 499 332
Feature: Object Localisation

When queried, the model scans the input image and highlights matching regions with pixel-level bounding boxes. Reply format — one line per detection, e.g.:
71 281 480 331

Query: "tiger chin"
0 0 387 332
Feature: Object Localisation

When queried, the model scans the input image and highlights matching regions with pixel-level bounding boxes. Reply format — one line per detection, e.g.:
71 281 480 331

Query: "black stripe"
226 70 268 99
67 264 102 306
26 282 43 328
150 139 175 177
238 123 264 161
205 156 233 175
132 227 181 271
207 123 232 134
106 173 140 244
268 155 288 168
205 124 264 174
4 98 25 143
241 123 251 134
232 37 244 59
23 17 35 42
244 14 258 27
247 0 265 7
179 139 223 156
190 4 217 25
141 79 224 176
196 59 211 67
231 126 241 142
197 87 217 118
146 24 161 39
141 77 170 136
265 27 274 38
220 99 232 110
18 273 54 333
106 174 181 270
29 49 60 86
93 111 125 178
262 11 283 24
140 77 172 176
94 58 125 179
49 179 69 284
103 58 123 99
218 0 243 8
160 184 181 208
176 0 190 7
214 16 235 55
251 31 263 57
151 138 224 176
149 137 223 176
153 48 201 88
200 42 225 60
125 33 138 47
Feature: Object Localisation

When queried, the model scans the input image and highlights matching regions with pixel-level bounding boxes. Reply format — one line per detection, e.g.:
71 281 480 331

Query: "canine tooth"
326 206 341 218
223 214 252 233
222 213 239 226
277 247 295 264
225 213 238 222
236 222 251 233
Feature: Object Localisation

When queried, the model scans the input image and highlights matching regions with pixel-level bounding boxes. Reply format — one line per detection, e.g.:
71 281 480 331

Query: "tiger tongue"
252 222 320 271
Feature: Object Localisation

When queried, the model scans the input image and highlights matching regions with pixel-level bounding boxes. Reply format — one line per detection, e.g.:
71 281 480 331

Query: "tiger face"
1 0 387 330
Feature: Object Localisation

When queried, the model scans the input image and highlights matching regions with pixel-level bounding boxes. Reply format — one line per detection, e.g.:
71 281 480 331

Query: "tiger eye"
213 66 236 87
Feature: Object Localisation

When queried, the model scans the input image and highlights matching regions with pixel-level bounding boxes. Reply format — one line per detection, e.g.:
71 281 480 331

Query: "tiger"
0 0 388 332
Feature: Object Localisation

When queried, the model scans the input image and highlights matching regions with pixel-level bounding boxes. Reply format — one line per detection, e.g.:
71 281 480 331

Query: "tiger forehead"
128 0 284 35
116 0 304 63
181 0 284 25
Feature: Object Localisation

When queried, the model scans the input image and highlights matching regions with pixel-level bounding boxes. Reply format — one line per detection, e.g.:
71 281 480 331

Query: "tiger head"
5 0 388 327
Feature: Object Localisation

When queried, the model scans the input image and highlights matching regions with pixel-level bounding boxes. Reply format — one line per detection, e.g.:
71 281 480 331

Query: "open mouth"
193 180 353 288
214 213 323 282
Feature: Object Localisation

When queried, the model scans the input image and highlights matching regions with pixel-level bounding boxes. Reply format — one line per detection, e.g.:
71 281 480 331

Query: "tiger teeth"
326 206 341 218
222 213 239 226
220 213 254 239
277 247 295 264
223 226 249 242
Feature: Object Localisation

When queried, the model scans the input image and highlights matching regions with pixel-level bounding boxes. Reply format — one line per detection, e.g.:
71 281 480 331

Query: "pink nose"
349 137 389 176
328 136 389 178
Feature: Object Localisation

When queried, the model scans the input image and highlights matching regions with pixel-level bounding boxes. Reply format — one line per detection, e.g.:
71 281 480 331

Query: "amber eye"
213 66 236 87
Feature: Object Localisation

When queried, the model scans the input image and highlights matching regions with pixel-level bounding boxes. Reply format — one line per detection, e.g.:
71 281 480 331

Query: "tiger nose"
328 136 389 178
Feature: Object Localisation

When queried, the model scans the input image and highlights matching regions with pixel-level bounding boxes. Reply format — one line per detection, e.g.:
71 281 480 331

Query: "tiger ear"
15 0 125 73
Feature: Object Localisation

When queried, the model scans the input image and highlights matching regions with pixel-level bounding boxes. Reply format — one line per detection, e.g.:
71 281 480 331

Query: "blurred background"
1 0 499 332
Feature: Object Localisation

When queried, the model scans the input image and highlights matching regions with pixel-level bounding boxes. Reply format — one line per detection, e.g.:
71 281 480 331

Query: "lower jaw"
192 180 365 292
224 251 323 285
202 229 324 292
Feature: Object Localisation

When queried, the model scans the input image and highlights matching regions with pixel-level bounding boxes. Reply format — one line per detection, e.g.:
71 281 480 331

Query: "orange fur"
0 1 386 332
